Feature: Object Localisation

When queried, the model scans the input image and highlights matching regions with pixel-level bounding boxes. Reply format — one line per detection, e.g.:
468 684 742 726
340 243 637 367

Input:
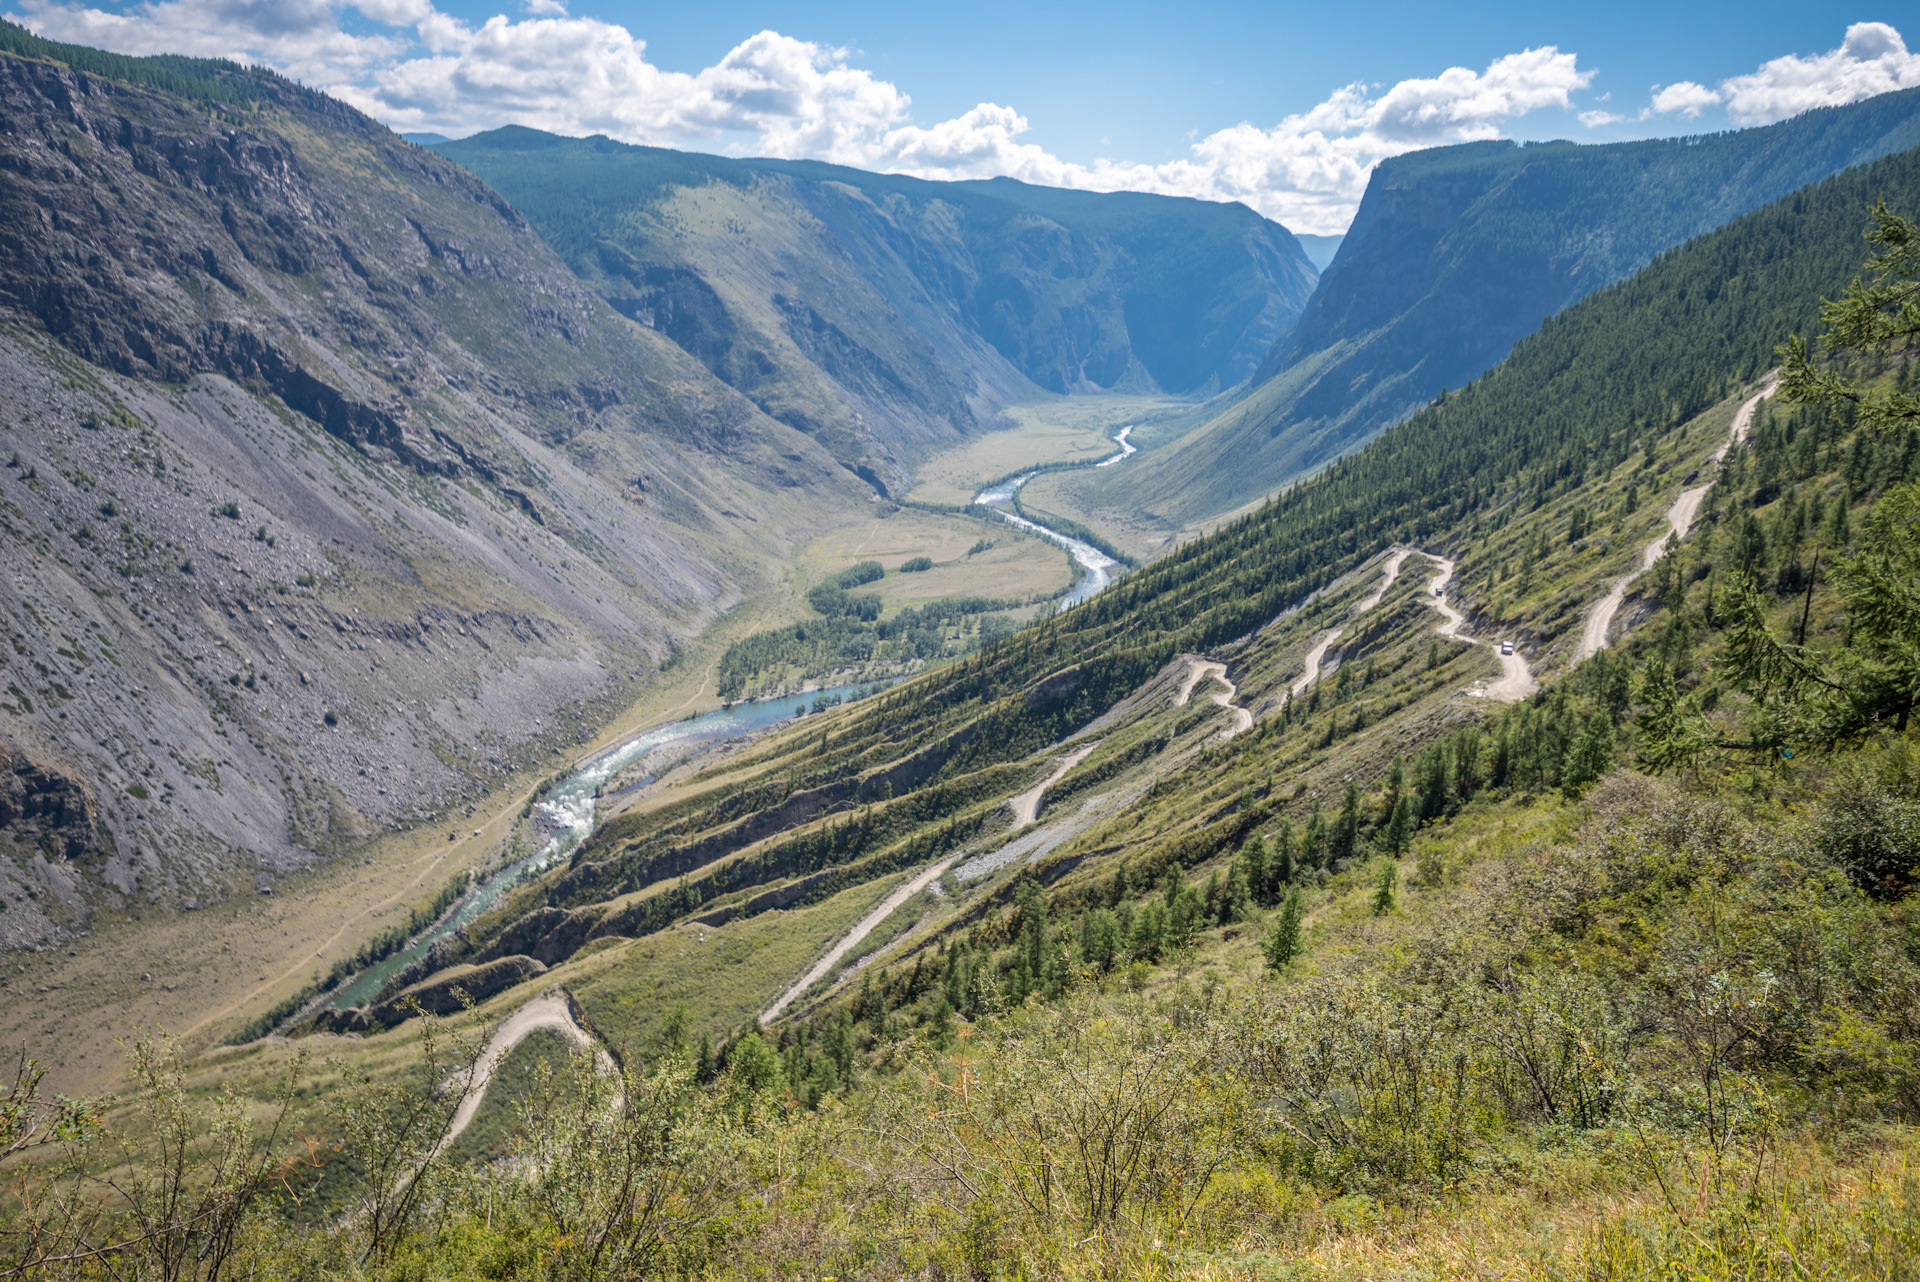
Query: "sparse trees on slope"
1645 202 1920 762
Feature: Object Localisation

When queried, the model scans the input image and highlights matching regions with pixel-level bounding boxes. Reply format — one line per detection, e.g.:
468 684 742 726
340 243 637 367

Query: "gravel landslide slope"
0 40 865 947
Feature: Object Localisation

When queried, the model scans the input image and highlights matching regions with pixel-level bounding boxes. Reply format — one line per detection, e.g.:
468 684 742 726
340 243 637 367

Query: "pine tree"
1382 793 1415 856
1015 882 1050 996
1240 835 1271 906
1381 755 1405 823
1225 857 1253 924
1302 801 1327 869
1561 713 1614 797
1372 857 1398 915
1332 779 1362 864
1264 888 1305 971
696 1033 715 1083
1274 821 1296 891
1645 201 1920 762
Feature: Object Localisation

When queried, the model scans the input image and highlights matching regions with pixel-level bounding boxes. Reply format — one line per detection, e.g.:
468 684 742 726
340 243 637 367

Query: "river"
974 425 1132 612
326 682 874 1009
326 426 1137 1009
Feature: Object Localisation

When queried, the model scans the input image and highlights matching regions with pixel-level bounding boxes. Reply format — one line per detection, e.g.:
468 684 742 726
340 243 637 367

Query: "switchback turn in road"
1289 550 1410 697
1177 660 1254 736
1009 744 1099 827
1290 546 1534 703
434 991 605 1159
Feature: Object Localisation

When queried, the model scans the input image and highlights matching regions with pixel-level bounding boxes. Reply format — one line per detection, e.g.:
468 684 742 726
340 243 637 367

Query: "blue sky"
10 1 1918 232
443 1 1878 155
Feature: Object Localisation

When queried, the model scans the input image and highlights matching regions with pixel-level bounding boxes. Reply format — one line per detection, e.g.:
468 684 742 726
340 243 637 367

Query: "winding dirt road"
1010 744 1098 826
1290 547 1410 696
434 992 604 1158
761 736 1110 1024
1177 660 1254 736
1580 379 1776 660
1422 555 1537 702
1291 631 1343 697
1359 548 1412 612
761 857 960 1024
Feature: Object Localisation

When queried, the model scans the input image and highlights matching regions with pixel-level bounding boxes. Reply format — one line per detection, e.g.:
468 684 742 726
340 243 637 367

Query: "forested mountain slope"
431 129 1319 492
358 137 1920 1038
0 23 865 950
1097 85 1920 523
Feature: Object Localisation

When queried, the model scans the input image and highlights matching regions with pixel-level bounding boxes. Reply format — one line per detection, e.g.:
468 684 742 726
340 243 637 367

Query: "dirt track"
1010 744 1099 826
1177 660 1253 735
761 858 960 1025
435 991 603 1157
1423 553 1537 702
1580 378 1777 660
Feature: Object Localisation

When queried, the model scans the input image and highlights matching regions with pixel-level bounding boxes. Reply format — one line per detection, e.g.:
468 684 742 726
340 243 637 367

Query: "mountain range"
0 22 868 948
1063 86 1920 523
430 129 1321 491
3 22 1920 1278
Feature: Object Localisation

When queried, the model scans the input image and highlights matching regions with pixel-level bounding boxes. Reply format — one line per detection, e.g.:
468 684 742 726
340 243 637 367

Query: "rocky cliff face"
0 39 863 948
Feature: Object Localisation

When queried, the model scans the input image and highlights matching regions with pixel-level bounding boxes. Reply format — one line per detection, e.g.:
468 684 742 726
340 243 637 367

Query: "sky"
8 1 1920 234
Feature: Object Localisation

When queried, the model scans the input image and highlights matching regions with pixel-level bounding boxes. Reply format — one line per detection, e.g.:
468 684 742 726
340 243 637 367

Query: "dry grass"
907 395 1181 506
560 874 907 1051
794 507 1071 610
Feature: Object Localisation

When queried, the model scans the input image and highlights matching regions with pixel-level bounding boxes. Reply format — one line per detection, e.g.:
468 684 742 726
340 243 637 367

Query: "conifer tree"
1240 834 1271 905
1645 203 1920 761
1372 858 1398 916
1264 888 1305 971
1224 857 1253 924
1381 756 1406 823
1332 779 1362 864
1302 802 1328 869
1382 793 1416 857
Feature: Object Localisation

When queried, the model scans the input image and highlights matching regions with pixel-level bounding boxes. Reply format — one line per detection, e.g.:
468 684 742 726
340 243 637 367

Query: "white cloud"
1646 80 1721 118
1633 23 1920 126
12 0 407 82
1579 109 1625 128
5 1 1597 234
1718 22 1920 124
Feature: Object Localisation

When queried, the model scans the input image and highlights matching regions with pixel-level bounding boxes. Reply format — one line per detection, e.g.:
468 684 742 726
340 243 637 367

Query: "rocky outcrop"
475 905 605 967
685 868 841 929
0 739 108 865
317 954 547 1032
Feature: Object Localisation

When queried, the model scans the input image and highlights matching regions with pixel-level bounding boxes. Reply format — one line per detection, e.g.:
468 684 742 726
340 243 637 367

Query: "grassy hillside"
1096 86 1920 526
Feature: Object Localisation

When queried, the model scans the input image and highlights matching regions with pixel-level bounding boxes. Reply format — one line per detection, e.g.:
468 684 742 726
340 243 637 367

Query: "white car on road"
1500 640 1515 656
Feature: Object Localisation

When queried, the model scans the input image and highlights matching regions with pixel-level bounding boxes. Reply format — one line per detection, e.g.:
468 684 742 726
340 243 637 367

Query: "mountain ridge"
430 128 1319 491
1090 86 1920 525
0 27 867 950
